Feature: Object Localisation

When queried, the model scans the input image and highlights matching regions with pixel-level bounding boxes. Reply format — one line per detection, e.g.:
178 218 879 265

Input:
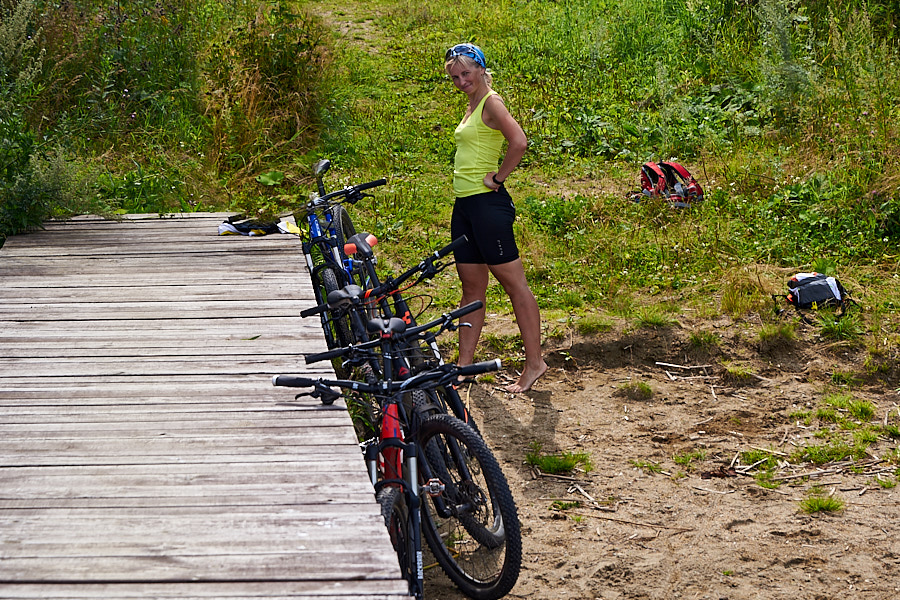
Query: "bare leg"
489 259 548 393
455 262 489 368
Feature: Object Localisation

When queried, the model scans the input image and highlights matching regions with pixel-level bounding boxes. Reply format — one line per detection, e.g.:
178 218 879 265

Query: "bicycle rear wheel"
418 414 521 600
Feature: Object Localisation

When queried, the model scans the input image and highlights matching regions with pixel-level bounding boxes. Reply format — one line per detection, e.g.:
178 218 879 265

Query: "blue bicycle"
297 159 385 373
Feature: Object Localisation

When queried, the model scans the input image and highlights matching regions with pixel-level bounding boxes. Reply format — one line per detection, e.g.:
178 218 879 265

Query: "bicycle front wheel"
376 486 419 598
316 265 353 377
418 414 521 600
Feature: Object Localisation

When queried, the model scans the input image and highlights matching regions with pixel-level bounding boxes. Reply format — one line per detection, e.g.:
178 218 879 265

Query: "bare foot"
505 361 548 393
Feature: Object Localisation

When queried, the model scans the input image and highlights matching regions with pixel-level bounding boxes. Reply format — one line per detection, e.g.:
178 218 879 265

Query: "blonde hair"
445 55 493 87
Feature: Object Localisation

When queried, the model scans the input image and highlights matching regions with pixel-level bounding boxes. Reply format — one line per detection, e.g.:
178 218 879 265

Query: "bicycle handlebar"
453 359 502 378
302 300 483 365
355 178 388 192
272 374 317 388
314 178 387 206
300 304 326 318
273 358 502 393
365 234 467 298
434 234 467 260
401 300 482 339
303 342 371 364
298 235 469 319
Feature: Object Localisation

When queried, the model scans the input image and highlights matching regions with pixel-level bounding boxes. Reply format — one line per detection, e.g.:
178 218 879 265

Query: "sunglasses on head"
445 43 486 68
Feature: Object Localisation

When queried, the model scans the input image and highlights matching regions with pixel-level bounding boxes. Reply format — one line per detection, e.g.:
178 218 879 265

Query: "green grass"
673 449 707 471
633 307 677 329
754 470 782 489
740 449 778 470
875 476 897 489
550 500 581 511
722 363 757 385
758 322 796 350
819 313 865 342
630 459 663 475
830 370 860 386
799 494 845 514
615 381 653 401
575 314 613 335
3 0 899 354
688 330 720 351
526 442 593 475
792 440 866 465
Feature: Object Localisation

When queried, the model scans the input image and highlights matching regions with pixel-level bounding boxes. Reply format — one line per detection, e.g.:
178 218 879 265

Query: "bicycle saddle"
367 316 408 335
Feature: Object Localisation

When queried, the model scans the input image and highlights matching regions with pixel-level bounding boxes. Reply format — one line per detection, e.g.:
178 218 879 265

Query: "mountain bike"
297 158 386 374
300 236 482 439
273 304 522 600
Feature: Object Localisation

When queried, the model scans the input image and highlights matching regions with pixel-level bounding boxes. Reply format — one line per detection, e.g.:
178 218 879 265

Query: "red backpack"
638 161 704 208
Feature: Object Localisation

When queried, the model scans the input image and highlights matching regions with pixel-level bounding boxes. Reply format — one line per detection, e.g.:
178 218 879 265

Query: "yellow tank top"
453 91 504 198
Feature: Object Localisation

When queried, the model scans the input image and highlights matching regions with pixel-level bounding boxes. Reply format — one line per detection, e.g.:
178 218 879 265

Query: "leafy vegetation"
630 459 663 475
615 380 654 401
526 442 593 474
2 0 898 367
799 489 845 514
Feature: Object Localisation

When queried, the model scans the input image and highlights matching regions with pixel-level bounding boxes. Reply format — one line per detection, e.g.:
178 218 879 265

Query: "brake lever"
430 258 454 276
443 320 472 334
294 383 342 406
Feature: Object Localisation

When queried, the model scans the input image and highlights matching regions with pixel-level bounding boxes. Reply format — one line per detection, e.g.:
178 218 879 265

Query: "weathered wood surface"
0 214 412 599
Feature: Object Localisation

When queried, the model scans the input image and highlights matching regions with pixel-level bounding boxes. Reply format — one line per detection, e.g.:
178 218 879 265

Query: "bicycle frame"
301 206 350 283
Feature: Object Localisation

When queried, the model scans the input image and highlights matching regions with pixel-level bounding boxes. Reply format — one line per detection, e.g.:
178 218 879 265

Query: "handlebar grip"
457 359 502 377
304 347 347 364
300 303 329 318
435 235 468 260
355 178 387 192
447 300 483 320
402 300 484 340
273 375 316 387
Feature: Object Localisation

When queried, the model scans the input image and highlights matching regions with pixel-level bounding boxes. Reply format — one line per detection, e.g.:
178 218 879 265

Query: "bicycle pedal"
423 478 445 497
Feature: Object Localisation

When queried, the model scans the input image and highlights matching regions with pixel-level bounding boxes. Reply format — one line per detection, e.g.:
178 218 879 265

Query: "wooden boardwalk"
0 214 411 599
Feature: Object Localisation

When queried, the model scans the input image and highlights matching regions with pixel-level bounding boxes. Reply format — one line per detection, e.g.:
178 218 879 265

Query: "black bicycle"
301 236 483 439
274 304 521 600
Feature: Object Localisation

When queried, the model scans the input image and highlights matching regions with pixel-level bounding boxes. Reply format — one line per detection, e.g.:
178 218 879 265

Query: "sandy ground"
425 314 900 600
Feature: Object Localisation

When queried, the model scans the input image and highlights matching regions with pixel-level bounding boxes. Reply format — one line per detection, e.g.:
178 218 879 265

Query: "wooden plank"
0 494 377 510
0 318 325 332
0 449 363 467
1 240 304 256
0 405 350 420
0 375 333 398
0 553 402 583
0 582 409 599
0 357 315 377
0 284 305 302
0 214 410 598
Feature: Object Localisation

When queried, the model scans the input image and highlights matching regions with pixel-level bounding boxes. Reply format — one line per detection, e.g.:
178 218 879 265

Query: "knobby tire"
376 486 418 597
417 414 521 600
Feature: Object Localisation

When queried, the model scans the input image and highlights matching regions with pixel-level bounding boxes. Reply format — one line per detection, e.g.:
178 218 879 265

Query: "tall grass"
1 0 332 237
3 0 899 354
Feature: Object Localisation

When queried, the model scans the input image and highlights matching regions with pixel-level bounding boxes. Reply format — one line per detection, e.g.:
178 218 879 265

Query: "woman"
444 43 547 393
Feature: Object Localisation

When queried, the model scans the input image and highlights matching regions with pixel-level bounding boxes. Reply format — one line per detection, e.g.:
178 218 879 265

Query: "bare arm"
482 94 527 190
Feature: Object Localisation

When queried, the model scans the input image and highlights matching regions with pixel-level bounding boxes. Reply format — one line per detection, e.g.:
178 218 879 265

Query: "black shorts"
451 187 519 265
